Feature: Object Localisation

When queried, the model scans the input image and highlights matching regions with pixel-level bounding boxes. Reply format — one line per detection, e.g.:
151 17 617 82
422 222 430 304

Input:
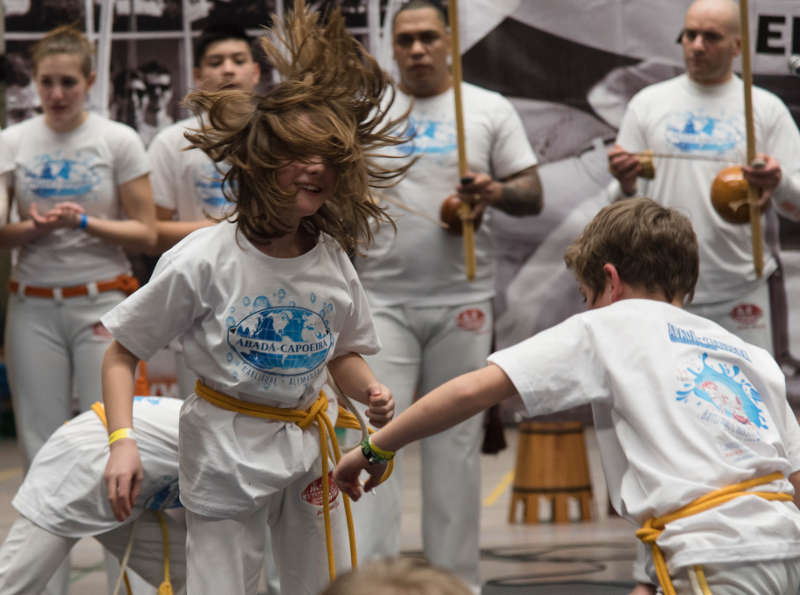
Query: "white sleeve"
488 314 610 417
101 248 209 361
330 249 380 358
761 98 800 222
148 129 180 211
0 127 17 177
109 122 150 185
489 96 538 180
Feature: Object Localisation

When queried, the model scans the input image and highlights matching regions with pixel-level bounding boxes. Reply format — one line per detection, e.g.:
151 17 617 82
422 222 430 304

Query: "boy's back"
490 298 800 573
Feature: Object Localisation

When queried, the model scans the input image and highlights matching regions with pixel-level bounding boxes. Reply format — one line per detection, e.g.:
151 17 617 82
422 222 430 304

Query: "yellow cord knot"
636 472 792 595
193 381 363 582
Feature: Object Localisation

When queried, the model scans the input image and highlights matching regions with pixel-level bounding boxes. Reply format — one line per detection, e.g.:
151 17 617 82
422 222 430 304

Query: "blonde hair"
31 24 94 78
184 0 411 254
321 558 473 595
564 198 698 304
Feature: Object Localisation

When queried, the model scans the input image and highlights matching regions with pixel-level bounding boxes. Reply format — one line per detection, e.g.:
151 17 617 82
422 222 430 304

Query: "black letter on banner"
794 16 800 54
756 15 786 54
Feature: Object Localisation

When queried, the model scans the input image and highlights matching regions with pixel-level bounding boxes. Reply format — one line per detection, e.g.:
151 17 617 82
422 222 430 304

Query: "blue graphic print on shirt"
665 111 742 154
398 116 457 156
676 353 767 442
22 151 101 199
225 292 335 390
194 161 233 212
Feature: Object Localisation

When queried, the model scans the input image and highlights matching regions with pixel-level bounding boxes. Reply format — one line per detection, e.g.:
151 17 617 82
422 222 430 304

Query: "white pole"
92 0 115 116
181 0 194 94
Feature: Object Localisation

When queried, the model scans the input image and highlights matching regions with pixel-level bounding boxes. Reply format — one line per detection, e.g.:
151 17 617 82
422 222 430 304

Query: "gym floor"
0 426 639 594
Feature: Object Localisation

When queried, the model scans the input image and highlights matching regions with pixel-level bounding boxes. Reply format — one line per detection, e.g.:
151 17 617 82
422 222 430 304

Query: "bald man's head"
687 0 740 34
681 0 742 85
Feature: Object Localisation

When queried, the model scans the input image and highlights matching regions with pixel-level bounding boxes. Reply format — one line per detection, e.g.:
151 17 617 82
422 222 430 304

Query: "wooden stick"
739 0 763 277
636 151 735 164
448 0 476 281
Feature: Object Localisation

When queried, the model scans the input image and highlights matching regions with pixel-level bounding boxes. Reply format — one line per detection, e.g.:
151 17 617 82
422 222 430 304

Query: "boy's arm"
102 340 143 521
327 352 394 427
334 363 517 499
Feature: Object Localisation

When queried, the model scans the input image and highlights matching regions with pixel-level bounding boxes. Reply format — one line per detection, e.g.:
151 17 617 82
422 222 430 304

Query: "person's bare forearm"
369 364 516 452
327 353 378 406
493 166 543 215
0 220 48 248
154 219 215 252
83 218 157 252
102 340 139 432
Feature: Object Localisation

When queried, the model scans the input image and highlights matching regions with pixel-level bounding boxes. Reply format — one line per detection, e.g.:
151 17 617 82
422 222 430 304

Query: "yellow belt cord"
154 511 173 595
91 402 174 595
194 381 372 582
635 471 793 595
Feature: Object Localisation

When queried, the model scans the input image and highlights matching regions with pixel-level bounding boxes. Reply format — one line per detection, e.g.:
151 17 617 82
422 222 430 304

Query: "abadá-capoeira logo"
227 305 333 377
194 161 234 216
665 110 741 154
22 151 101 198
399 116 457 156
676 353 767 441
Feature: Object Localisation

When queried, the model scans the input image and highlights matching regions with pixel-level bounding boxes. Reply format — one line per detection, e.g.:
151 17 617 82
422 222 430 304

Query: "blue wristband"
78 213 88 230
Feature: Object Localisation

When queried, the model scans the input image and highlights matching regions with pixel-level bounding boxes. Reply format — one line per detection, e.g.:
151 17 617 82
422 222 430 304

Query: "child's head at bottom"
320 557 473 595
564 197 699 308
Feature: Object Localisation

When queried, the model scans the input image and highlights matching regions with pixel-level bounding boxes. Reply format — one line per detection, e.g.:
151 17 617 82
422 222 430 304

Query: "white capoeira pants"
0 512 186 595
185 462 350 595
665 558 800 594
349 300 493 591
686 280 772 354
5 291 123 464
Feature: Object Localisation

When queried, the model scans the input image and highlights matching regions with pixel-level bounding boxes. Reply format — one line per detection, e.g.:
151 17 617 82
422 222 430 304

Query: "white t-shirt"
0 113 149 286
616 74 800 304
102 221 379 517
355 83 537 307
148 116 235 221
489 299 800 573
12 397 181 538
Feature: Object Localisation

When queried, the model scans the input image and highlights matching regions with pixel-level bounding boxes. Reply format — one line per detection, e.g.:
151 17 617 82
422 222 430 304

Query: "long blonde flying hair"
184 1 411 254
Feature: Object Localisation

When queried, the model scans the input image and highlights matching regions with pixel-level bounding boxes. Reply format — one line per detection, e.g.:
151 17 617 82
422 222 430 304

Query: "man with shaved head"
608 0 800 353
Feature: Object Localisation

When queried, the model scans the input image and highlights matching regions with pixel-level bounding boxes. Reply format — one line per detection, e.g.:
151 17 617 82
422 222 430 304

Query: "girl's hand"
29 202 86 231
333 445 387 500
53 201 87 228
104 439 143 521
365 383 394 428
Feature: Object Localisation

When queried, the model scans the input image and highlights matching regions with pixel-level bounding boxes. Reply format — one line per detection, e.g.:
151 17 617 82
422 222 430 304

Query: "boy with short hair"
147 21 263 398
335 197 800 594
148 21 262 254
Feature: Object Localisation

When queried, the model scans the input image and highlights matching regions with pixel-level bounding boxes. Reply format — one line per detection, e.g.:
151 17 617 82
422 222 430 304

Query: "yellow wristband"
368 437 395 461
108 427 134 445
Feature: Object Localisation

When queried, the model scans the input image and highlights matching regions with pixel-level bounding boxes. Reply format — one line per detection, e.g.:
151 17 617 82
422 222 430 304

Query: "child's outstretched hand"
365 383 394 428
334 445 387 500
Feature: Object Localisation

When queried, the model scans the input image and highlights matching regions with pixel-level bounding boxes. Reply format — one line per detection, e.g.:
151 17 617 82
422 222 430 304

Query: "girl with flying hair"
100 2 409 593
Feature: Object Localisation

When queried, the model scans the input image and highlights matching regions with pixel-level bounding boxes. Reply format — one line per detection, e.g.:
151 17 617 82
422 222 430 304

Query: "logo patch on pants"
92 322 112 338
730 303 763 328
302 472 339 507
456 308 486 331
